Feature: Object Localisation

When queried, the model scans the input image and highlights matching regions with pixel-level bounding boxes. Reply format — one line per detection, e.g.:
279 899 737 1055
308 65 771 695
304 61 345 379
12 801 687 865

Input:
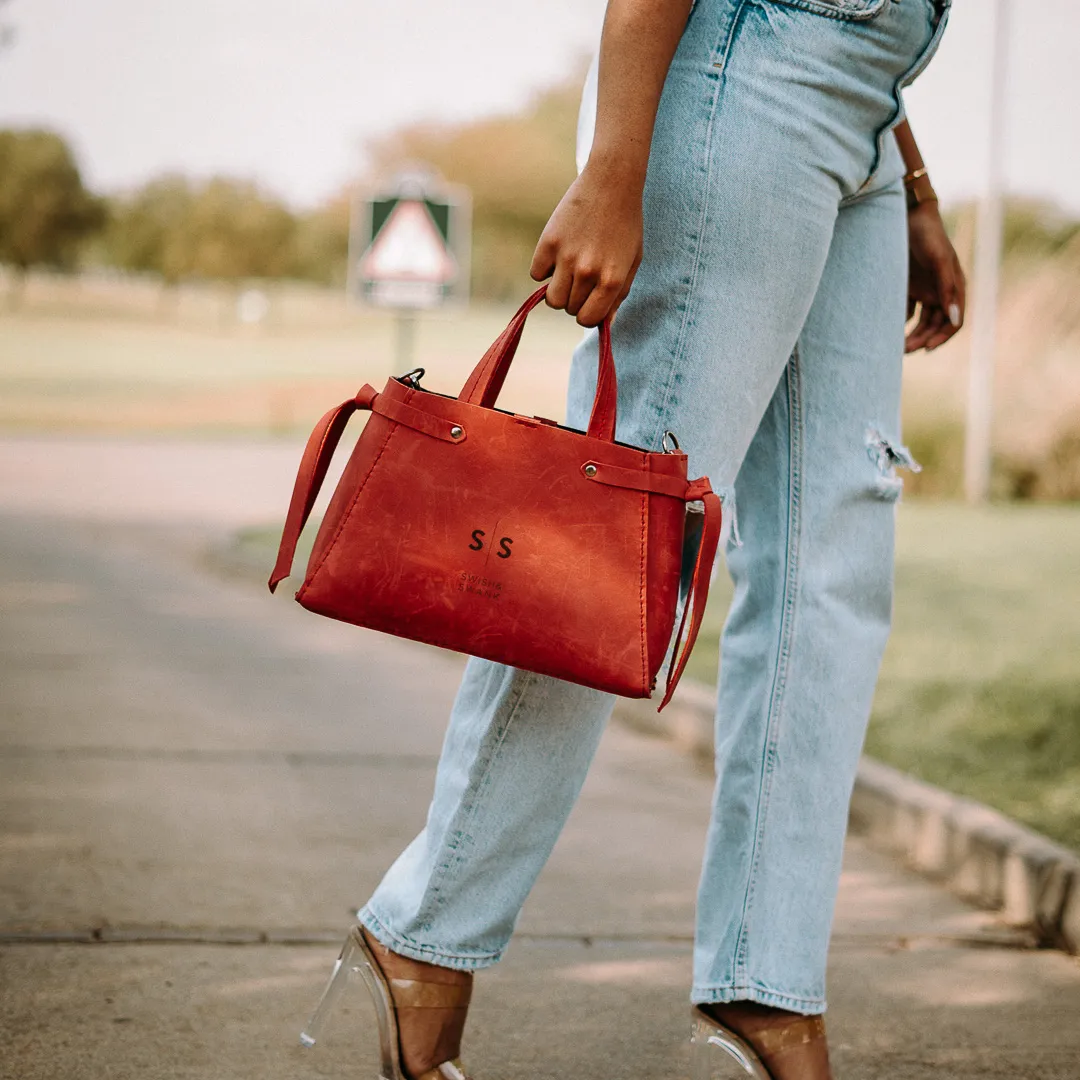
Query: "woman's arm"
530 0 694 327
894 118 967 352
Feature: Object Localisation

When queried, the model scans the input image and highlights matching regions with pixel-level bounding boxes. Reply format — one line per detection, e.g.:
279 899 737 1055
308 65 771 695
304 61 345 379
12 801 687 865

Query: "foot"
361 928 473 1080
700 1001 832 1080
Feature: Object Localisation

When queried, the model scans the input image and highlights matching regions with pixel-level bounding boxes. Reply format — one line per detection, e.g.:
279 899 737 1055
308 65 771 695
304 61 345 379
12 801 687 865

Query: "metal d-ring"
662 431 682 454
401 367 426 388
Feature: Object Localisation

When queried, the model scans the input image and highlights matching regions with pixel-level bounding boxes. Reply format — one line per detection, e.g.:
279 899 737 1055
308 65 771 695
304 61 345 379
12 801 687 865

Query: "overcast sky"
1 0 1077 213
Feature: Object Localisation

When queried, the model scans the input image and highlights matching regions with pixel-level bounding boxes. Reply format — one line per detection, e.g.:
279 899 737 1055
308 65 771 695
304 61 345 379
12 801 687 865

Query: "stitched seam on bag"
639 473 649 695
298 420 399 598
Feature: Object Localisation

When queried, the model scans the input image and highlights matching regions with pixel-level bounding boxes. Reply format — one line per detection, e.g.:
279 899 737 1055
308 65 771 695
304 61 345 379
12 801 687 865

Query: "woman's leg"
362 0 937 985
361 660 615 968
692 165 911 1015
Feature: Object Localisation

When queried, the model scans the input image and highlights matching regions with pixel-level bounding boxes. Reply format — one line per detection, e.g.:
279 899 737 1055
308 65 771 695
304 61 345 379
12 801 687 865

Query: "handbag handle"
459 285 619 442
659 480 722 711
269 386 376 594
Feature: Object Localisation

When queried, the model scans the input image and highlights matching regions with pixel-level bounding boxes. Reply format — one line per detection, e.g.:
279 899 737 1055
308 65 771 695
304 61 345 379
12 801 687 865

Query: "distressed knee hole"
718 486 741 549
864 425 920 502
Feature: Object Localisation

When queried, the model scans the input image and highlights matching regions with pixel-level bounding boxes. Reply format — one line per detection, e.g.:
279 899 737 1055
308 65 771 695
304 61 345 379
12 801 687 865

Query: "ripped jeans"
361 0 947 1014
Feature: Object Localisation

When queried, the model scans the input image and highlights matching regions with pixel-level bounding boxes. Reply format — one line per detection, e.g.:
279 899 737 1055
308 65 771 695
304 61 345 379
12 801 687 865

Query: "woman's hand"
905 201 966 352
530 158 645 328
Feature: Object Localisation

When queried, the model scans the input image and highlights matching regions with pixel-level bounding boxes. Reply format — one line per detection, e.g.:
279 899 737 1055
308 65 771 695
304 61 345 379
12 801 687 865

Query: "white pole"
964 0 1010 504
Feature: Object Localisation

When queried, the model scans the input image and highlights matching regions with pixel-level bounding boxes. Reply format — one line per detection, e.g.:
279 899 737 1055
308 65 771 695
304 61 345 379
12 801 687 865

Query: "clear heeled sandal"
300 926 473 1080
691 1005 827 1080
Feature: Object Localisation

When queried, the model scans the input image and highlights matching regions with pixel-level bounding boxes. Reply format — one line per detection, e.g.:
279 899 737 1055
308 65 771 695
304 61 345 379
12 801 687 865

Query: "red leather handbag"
269 286 720 709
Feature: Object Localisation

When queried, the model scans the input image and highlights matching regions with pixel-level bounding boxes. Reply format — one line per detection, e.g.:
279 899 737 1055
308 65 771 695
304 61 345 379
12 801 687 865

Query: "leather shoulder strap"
659 484 722 710
268 385 377 593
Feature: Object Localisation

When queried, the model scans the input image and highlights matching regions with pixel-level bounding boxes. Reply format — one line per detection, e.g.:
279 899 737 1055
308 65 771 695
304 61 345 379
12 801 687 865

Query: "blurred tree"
291 192 351 286
185 177 295 283
0 128 105 302
366 69 584 300
105 174 198 286
95 67 587 300
944 198 1080 265
1001 199 1080 261
106 176 299 302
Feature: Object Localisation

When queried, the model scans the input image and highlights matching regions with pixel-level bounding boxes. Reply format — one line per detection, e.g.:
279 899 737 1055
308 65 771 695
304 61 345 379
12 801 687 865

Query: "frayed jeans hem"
357 905 504 973
691 984 826 1016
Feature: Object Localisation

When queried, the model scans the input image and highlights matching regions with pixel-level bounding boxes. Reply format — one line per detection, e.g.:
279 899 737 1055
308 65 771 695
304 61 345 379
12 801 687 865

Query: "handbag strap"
659 480 722 711
459 285 619 442
268 385 378 593
269 383 481 592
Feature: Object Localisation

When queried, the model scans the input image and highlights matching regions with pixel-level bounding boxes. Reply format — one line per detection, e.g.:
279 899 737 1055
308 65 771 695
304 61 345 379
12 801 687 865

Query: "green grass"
0 284 581 434
687 502 1080 852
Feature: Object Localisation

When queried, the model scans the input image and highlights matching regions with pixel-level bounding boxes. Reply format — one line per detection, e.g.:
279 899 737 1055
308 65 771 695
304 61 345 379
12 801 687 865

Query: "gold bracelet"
903 167 938 211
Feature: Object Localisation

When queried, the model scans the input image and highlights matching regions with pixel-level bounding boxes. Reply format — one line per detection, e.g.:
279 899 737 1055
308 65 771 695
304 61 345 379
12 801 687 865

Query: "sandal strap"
751 1015 827 1057
415 1060 471 1080
388 977 473 1010
436 1061 471 1080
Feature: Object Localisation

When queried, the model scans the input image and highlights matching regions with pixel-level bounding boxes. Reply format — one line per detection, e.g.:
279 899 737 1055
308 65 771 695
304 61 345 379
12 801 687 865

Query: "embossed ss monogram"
468 529 514 559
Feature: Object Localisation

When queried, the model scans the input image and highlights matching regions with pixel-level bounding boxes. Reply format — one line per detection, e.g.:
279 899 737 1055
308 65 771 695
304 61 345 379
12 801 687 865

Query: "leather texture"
270 286 720 710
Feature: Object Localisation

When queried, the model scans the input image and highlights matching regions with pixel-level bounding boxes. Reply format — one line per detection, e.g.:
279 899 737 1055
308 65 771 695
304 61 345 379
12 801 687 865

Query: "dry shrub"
901 415 1080 503
902 203 1080 501
902 419 966 498
1025 425 1080 500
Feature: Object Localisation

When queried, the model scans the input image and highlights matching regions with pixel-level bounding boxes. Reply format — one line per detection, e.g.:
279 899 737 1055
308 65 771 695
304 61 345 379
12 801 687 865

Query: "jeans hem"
357 905 505 972
691 984 826 1016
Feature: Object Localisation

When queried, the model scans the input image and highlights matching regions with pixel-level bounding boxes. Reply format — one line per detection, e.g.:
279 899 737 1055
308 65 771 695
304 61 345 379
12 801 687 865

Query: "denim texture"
362 0 948 1013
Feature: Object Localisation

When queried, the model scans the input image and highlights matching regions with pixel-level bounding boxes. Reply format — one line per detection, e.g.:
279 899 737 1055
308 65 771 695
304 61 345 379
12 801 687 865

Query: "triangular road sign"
359 200 458 284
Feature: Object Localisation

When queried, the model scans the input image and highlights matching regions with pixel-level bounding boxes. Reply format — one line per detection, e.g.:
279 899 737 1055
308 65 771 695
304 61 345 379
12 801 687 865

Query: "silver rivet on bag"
450 426 464 440
584 464 598 477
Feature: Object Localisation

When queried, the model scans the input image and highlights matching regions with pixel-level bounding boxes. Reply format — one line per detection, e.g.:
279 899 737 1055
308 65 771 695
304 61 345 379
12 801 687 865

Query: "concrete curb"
614 681 1080 956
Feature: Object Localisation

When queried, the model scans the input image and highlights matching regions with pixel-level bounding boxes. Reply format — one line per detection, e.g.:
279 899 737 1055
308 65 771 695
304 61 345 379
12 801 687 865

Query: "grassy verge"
0 298 580 435
688 502 1080 852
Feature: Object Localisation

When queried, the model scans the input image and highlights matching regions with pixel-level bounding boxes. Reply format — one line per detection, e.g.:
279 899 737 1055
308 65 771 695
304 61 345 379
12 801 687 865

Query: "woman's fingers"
905 202 969 352
565 265 599 317
919 253 965 350
575 275 623 328
935 255 962 333
539 250 638 327
545 261 574 311
948 251 967 329
906 251 969 353
529 164 645 325
529 236 555 283
905 302 943 353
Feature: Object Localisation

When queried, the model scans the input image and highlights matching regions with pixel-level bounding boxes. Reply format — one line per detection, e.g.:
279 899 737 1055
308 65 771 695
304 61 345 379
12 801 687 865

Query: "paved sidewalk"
1 439 1079 1079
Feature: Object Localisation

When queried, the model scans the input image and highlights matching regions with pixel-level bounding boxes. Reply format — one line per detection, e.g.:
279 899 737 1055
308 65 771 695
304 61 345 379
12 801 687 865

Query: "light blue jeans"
361 0 949 1014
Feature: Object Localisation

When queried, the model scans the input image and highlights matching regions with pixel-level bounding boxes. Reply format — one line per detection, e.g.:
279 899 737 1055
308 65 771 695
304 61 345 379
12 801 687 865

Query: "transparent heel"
691 1007 773 1080
299 927 472 1080
300 927 400 1077
299 928 365 1049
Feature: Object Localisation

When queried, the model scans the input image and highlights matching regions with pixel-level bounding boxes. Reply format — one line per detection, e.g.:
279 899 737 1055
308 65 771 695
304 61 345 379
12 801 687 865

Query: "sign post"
349 169 471 371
